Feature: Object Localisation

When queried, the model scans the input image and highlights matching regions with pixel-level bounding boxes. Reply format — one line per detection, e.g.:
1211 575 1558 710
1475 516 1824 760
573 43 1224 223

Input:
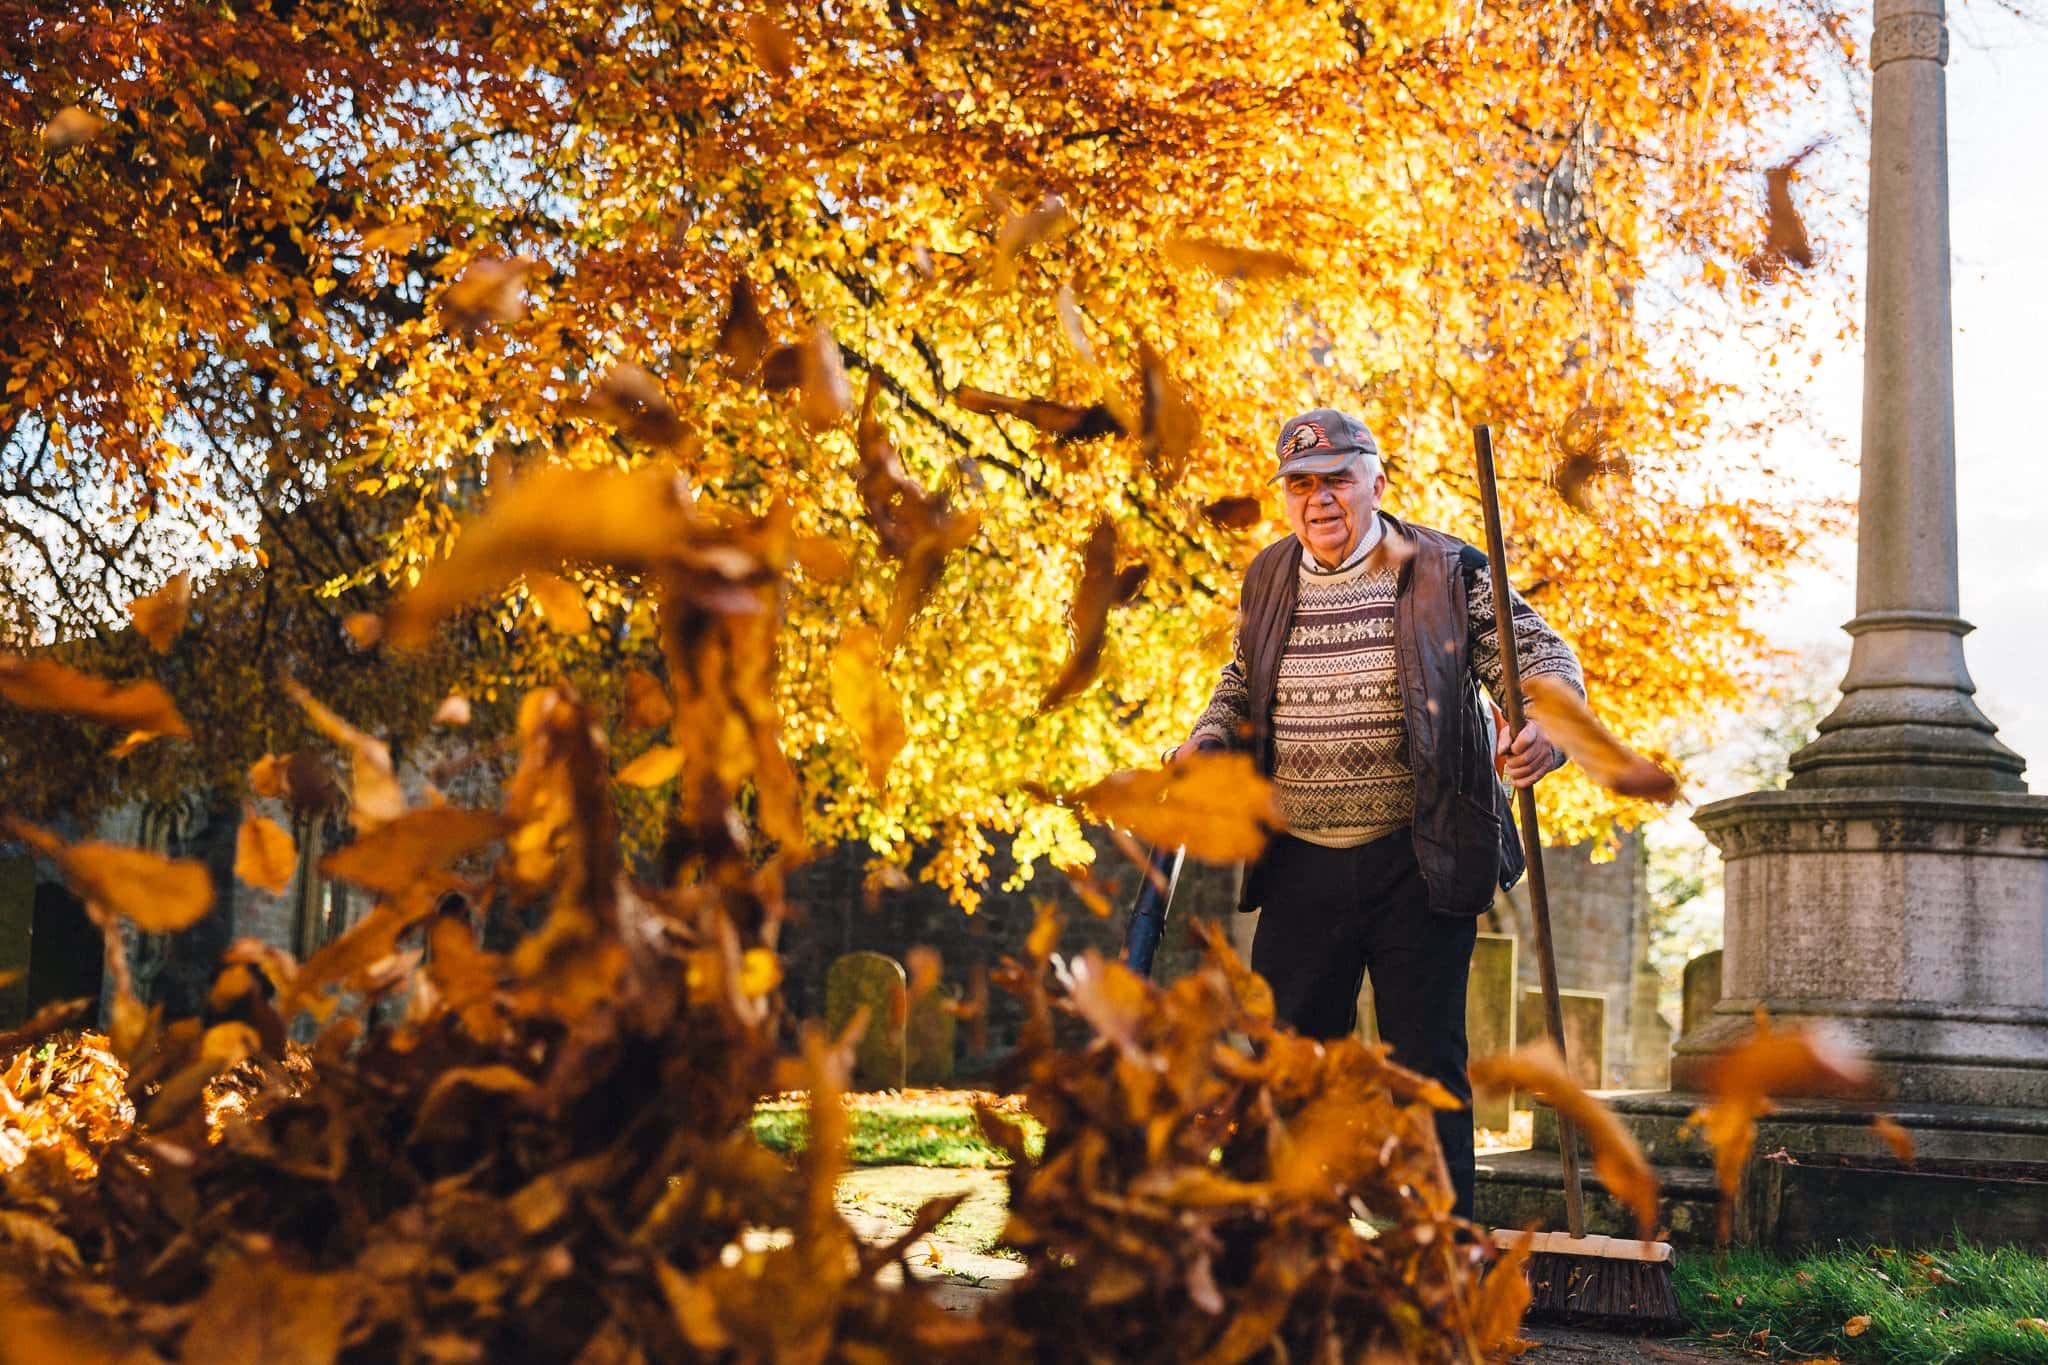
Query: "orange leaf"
796 322 851 430
342 611 383 650
249 752 287 799
1137 340 1199 484
989 189 1070 290
622 669 672 731
432 695 472 726
128 572 191 653
1522 674 1679 802
568 362 689 448
235 813 297 894
6 820 213 933
1470 1041 1660 1236
385 463 694 648
41 105 110 150
440 254 535 331
745 12 796 80
0 656 189 737
1201 495 1263 530
1870 1115 1915 1164
1162 233 1305 280
715 275 772 377
617 745 684 787
1844 1314 1871 1338
1063 751 1280 864
285 680 404 829
1040 518 1148 711
525 572 592 635
318 808 510 897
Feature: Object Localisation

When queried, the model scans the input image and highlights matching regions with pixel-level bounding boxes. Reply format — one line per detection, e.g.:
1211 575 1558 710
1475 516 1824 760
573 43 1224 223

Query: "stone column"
1673 0 2048 1110
1789 0 2024 791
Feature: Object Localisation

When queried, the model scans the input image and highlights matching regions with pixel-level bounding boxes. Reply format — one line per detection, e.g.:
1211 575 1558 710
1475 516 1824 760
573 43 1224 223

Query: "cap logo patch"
1291 421 1327 453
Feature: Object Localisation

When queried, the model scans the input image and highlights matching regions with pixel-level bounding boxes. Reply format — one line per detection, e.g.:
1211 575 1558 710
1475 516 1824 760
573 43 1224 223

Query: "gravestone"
1681 949 1723 1040
1518 987 1606 1090
1466 934 1518 1130
906 988 957 1086
1628 961 1673 1088
0 856 32 1029
825 951 907 1091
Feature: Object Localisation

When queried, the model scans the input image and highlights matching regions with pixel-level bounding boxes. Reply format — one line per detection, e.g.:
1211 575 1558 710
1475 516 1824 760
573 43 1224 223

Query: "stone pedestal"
1681 790 2048 1108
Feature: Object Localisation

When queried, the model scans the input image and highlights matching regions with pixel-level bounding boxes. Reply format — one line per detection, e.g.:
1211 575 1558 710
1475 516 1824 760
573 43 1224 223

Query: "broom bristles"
1521 1250 1682 1332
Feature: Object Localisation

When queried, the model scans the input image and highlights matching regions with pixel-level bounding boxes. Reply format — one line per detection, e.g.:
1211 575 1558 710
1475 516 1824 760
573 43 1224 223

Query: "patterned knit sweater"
1188 528 1583 848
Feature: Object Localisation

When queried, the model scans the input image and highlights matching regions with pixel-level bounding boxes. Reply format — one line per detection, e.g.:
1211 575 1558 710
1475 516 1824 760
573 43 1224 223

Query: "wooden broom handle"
1472 424 1587 1239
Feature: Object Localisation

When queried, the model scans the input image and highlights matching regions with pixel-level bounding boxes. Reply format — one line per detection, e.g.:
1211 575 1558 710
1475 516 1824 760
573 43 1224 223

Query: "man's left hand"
1496 718 1557 789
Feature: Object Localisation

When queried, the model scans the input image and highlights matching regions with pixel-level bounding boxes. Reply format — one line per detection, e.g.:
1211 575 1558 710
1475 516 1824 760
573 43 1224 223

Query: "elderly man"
1180 407 1583 1219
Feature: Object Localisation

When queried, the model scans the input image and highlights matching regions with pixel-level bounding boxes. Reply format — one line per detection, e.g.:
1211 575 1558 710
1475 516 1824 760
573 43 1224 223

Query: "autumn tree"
4 0 1850 903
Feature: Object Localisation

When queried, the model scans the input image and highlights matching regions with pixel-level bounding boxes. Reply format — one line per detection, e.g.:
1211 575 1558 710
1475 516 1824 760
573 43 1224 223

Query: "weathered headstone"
906 988 957 1086
1518 987 1606 1090
0 856 33 1028
963 961 989 1060
1467 934 1517 1129
825 951 907 1090
1680 949 1723 1040
1628 961 1673 1088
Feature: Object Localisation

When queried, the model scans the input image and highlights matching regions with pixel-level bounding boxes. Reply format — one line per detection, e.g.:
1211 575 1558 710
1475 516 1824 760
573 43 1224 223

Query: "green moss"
1676 1238 2048 1363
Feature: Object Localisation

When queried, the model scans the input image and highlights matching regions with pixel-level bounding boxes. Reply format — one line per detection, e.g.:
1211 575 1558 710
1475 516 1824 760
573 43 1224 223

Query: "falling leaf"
319 807 509 897
0 656 189 737
1552 405 1633 512
739 947 782 997
1162 233 1306 280
830 626 908 786
1844 1315 1871 1338
796 322 852 430
862 861 910 910
1744 149 1819 280
249 752 287 799
41 105 109 150
280 750 344 818
758 342 801 391
622 669 672 731
360 221 424 254
1061 750 1280 864
1684 1011 1873 1242
285 679 405 829
525 572 592 635
1473 1232 1535 1356
1054 284 1136 434
1470 1041 1660 1236
1040 518 1149 711
745 13 796 79
385 463 694 648
854 376 980 648
716 276 772 377
569 362 689 448
617 745 684 787
953 385 1123 442
343 611 384 649
440 254 536 331
1137 341 1199 485
905 945 942 1000
235 812 297 893
1201 495 1262 530
1522 674 1679 802
107 729 161 759
128 572 191 652
2018 1318 2048 1336
5 820 213 933
432 695 472 726
1870 1115 1915 1165
991 190 1070 290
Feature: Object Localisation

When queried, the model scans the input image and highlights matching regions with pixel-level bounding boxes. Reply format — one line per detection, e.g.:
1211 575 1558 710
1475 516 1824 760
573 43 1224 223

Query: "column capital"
1872 10 1948 70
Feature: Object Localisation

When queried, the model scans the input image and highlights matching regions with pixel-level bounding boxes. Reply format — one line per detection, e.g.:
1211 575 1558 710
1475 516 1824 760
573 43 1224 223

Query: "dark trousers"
1250 830 1480 1220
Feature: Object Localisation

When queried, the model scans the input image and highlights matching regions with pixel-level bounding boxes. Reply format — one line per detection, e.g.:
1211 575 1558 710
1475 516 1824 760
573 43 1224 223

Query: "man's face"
1282 462 1385 564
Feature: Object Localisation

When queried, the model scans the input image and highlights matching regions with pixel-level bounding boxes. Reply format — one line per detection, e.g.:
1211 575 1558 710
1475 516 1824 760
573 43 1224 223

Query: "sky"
1734 1 2048 794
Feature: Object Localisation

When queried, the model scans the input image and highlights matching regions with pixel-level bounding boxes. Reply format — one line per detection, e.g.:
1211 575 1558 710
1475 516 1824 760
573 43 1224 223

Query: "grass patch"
751 1101 1044 1168
1677 1238 2048 1363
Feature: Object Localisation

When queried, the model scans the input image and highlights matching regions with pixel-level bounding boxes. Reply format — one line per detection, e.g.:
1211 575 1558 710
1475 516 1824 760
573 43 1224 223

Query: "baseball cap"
1272 408 1380 482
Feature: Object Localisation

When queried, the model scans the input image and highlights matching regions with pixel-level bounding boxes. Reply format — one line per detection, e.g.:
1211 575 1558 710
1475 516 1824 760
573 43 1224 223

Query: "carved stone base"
1680 789 2048 1108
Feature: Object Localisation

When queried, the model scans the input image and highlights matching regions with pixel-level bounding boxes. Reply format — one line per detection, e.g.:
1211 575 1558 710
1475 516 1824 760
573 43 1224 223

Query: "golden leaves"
440 255 536 331
830 626 907 787
234 813 297 894
1522 674 1679 802
0 656 189 738
1064 751 1280 863
40 106 110 150
5 821 213 934
1162 234 1305 280
127 572 191 652
384 463 693 648
1469 1041 1660 1237
1040 518 1148 712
